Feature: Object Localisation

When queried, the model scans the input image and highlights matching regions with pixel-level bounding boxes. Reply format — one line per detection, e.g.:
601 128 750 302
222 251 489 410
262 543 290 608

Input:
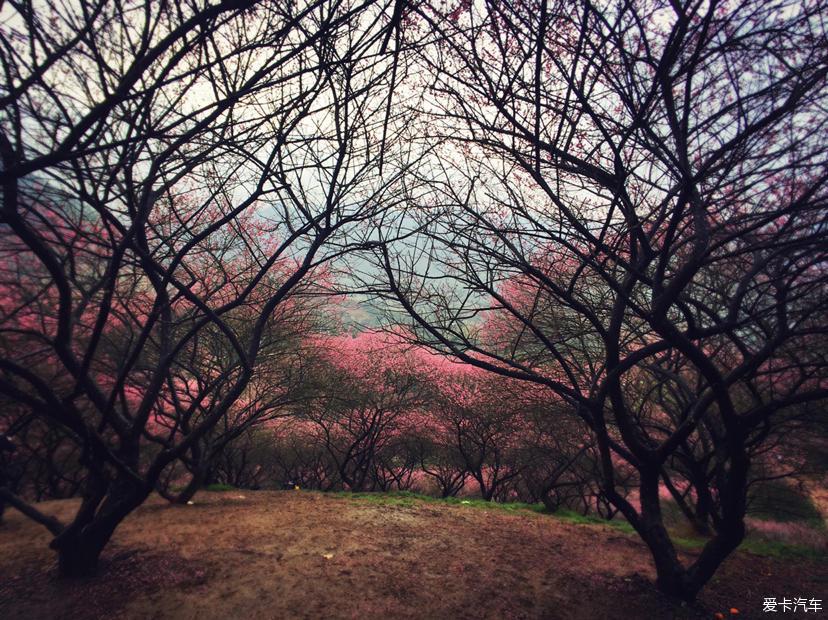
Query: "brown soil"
0 491 823 619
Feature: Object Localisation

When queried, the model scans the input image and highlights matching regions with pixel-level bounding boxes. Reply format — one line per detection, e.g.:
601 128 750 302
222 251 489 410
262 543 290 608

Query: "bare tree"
0 0 413 576
376 0 828 601
150 257 324 504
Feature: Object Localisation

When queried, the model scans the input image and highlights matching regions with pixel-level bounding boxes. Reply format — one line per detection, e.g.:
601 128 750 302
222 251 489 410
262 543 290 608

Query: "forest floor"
0 490 825 620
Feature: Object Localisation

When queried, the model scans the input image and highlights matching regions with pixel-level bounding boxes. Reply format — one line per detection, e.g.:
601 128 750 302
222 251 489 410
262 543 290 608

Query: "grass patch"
442 495 547 514
333 490 631 532
658 532 825 563
204 483 236 492
328 490 825 561
546 508 636 534
329 490 547 514
747 481 824 527
738 538 827 561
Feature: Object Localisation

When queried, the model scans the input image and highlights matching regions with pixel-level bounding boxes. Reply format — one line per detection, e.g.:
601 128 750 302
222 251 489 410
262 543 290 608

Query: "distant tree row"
8 329 817 540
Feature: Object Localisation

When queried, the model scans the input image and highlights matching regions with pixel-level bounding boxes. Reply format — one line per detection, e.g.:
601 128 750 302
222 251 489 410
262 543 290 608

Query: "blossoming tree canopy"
373 0 828 602
0 0 414 577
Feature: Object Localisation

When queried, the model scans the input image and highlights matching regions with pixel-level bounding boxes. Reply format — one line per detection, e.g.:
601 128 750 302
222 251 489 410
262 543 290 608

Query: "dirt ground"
0 491 824 620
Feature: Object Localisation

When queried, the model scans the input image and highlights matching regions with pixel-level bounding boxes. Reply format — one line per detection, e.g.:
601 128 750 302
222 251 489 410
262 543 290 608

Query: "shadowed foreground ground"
0 490 824 619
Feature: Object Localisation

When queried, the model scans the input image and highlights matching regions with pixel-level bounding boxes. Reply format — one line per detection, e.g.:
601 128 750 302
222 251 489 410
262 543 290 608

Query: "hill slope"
0 491 823 619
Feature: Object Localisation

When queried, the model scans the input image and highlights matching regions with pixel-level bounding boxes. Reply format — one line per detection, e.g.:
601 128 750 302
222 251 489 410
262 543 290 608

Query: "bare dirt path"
0 491 823 619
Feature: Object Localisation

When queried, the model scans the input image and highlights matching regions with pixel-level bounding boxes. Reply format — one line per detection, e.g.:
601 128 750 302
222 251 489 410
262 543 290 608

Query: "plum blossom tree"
0 0 417 576
296 331 433 491
513 404 600 513
415 427 470 498
147 221 330 504
376 0 828 601
266 420 342 490
430 370 530 501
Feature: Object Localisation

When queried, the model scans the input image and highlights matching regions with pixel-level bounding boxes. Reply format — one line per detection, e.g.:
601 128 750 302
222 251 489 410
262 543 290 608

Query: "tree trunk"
639 520 689 598
636 470 694 599
690 509 712 536
541 491 561 513
691 478 713 536
51 474 149 577
54 526 111 577
173 466 208 504
471 469 494 500
635 468 745 602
